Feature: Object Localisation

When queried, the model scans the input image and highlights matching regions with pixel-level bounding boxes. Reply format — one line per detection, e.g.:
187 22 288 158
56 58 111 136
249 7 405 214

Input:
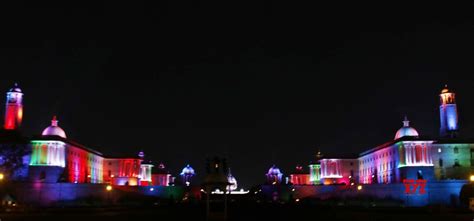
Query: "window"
439 158 443 167
454 147 459 154
350 162 353 166
470 150 474 166
39 171 46 181
454 159 460 167
438 148 442 153
417 170 423 180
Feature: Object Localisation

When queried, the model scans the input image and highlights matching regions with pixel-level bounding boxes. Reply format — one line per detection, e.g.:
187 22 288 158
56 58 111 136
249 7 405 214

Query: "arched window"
39 171 46 181
454 159 461 167
415 145 423 163
417 170 423 180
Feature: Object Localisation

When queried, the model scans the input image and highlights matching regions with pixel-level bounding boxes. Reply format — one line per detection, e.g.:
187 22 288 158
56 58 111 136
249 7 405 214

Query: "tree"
0 143 31 179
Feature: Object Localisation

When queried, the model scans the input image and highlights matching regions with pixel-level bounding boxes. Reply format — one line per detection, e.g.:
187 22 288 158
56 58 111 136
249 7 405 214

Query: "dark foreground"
0 203 473 221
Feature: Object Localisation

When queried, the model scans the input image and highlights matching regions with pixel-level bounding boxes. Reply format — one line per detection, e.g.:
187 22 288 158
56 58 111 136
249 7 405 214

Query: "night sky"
0 2 473 187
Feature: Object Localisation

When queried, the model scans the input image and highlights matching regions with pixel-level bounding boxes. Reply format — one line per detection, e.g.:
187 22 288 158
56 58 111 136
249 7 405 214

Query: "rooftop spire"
403 116 410 127
441 84 450 93
51 116 58 127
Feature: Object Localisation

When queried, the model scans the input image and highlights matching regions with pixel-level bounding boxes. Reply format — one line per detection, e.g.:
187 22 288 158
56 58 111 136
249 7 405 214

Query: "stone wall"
262 180 467 206
5 182 188 206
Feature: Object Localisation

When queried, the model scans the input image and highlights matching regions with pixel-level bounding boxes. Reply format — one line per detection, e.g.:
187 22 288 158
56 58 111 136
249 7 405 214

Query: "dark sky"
0 2 473 188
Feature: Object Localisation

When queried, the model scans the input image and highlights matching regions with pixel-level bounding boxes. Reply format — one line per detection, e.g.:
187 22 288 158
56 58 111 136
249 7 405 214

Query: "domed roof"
227 169 238 191
155 163 170 174
9 83 22 93
180 164 195 175
441 84 451 94
41 116 67 138
394 116 419 140
267 165 282 175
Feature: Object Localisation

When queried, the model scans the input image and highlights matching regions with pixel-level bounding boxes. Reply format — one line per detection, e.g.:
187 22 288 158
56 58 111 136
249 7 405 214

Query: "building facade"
316 85 474 186
0 84 168 187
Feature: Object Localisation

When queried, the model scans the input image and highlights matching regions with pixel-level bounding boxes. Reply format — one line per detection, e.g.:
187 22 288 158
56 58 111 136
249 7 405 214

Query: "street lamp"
469 175 474 182
357 185 363 191
106 185 112 191
0 173 4 180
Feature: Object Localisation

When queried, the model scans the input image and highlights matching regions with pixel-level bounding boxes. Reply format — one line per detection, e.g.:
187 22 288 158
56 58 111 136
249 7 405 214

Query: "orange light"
17 108 23 122
470 175 474 182
106 185 112 191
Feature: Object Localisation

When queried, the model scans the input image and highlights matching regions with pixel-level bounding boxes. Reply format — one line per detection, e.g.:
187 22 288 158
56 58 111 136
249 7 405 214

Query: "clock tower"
4 83 23 130
439 85 458 138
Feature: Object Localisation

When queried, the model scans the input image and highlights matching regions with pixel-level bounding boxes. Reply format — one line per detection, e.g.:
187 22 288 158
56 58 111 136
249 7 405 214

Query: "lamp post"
106 185 112 205
202 157 231 221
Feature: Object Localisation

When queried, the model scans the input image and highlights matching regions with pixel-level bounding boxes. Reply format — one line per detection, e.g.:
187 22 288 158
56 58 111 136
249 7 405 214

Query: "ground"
0 203 473 221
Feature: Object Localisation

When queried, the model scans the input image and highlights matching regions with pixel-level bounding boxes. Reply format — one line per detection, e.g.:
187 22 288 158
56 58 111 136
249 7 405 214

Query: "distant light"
357 185 363 191
272 181 276 185
438 148 442 153
348 176 352 179
295 199 300 202
150 188 154 191
0 173 4 180
110 175 114 178
470 175 474 182
372 175 375 178
351 183 354 186
87 175 91 178
185 181 190 186
106 185 112 191
291 188 295 192
215 164 218 168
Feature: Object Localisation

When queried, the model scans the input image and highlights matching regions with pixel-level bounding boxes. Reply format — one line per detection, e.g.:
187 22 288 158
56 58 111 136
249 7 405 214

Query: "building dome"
267 165 282 175
41 116 67 138
180 164 195 175
9 83 22 93
394 116 419 140
441 84 451 94
227 169 238 191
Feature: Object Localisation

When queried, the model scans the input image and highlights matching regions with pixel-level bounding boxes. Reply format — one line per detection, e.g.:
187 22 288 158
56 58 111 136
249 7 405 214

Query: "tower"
4 83 23 130
439 85 458 138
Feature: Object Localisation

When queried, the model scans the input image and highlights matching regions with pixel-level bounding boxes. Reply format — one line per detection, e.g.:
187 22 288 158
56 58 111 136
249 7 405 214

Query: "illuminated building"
0 85 151 186
357 86 474 184
439 85 459 138
139 161 154 186
180 164 195 186
320 158 358 185
358 116 434 184
308 151 323 184
29 117 105 184
4 83 23 130
32 114 142 185
266 165 283 184
152 163 172 186
103 157 141 186
289 165 310 185
308 164 321 184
